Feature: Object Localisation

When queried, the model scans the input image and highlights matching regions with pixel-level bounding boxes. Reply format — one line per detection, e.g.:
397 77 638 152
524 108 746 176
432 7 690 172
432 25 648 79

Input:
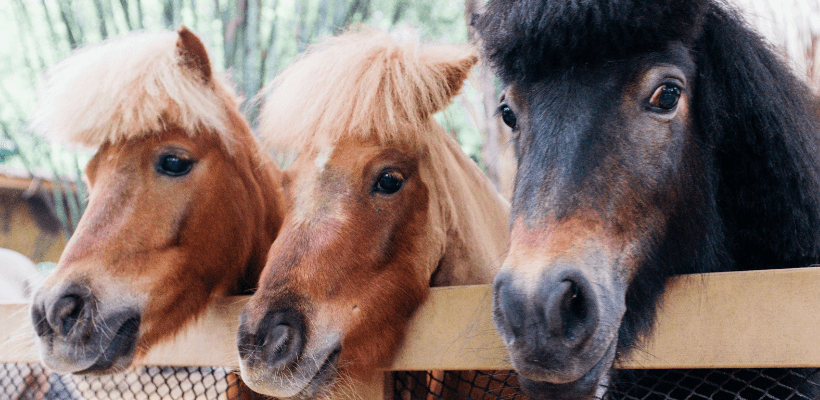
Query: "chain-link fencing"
3 362 820 399
0 363 263 400
393 368 820 399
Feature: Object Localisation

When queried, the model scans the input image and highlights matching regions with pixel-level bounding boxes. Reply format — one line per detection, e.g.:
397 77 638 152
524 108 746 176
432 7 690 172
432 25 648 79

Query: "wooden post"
351 372 393 400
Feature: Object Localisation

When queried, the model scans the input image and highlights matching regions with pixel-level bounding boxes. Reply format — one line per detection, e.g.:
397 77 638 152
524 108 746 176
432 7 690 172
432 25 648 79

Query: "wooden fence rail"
3 267 820 399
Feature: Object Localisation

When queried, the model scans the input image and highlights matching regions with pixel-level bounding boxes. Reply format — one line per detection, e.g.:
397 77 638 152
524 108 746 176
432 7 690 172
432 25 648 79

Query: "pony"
0 250 73 400
476 0 820 398
27 26 285 376
235 28 510 399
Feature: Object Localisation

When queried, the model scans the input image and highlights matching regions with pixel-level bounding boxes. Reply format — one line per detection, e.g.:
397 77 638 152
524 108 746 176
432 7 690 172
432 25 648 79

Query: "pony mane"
258 28 472 152
477 0 709 82
481 0 820 358
624 3 820 354
30 30 240 150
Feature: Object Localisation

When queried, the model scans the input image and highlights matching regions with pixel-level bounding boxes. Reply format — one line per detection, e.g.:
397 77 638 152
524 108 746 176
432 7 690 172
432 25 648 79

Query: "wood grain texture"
3 267 820 370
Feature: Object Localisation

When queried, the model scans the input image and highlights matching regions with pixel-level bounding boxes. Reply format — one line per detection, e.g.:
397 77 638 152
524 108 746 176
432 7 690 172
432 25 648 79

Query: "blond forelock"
30 30 241 150
258 27 473 153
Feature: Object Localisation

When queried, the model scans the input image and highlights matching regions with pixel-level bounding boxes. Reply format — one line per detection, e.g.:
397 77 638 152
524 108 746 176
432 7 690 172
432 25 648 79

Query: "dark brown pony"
477 0 820 399
236 29 510 399
28 27 285 375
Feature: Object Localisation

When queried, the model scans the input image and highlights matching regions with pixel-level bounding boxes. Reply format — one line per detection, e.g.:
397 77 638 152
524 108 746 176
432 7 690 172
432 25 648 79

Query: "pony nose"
493 269 528 341
238 308 306 372
536 271 598 349
32 285 94 340
493 268 599 359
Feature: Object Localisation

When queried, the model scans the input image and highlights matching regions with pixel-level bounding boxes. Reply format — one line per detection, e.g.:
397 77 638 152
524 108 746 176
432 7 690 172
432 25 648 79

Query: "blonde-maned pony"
29 27 285 392
236 27 510 400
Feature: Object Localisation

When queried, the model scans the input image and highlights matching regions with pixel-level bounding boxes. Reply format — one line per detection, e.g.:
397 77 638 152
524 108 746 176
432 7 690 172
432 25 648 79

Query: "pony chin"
516 340 617 400
239 334 343 399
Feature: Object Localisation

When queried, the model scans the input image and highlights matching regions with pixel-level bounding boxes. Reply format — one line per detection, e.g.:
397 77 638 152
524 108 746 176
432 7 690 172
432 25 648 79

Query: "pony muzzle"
492 264 625 386
30 282 141 374
237 307 342 398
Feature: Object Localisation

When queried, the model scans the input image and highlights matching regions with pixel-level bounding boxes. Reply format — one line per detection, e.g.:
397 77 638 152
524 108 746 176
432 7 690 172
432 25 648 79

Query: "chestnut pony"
477 0 820 399
28 27 285 375
236 29 510 399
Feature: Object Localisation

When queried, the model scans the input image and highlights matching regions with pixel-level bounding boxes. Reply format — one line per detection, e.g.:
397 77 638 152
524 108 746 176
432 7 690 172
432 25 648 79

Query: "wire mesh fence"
3 363 820 399
393 368 820 400
0 363 265 400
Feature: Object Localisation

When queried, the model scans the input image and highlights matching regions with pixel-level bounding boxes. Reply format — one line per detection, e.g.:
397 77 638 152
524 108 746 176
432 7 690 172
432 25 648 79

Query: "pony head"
29 27 285 374
478 0 820 398
236 28 508 398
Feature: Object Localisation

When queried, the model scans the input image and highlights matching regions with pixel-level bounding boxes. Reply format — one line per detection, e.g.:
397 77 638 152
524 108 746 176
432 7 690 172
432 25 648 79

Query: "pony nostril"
239 308 306 371
542 275 598 348
559 281 590 341
493 271 527 340
262 322 302 368
264 324 291 352
46 295 85 337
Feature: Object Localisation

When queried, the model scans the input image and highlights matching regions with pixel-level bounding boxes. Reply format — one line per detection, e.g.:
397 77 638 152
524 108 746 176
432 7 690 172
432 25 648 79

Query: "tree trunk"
222 0 248 72
136 0 145 29
163 0 173 28
243 0 262 119
92 0 109 39
260 0 279 86
57 2 79 49
392 0 409 25
311 0 333 40
118 0 133 30
295 1 308 52
332 0 346 33
39 0 66 53
342 0 372 29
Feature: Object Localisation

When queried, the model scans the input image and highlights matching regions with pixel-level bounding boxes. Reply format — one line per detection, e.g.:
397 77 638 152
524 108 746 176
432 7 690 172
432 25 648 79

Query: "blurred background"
0 0 818 268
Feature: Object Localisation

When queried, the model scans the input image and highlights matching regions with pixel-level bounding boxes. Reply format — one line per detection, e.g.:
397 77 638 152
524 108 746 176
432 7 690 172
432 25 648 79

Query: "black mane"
477 0 709 82
479 0 820 356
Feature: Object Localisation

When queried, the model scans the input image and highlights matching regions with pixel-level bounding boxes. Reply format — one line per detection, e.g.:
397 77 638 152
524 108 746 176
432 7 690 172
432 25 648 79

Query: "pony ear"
176 25 212 83
420 46 478 111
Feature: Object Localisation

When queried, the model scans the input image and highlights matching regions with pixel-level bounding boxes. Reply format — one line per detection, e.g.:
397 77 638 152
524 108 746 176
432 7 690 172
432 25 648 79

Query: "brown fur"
239 28 509 399
31 27 286 376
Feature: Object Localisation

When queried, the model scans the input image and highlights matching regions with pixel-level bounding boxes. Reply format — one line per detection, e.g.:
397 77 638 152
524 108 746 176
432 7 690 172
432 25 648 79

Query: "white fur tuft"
30 30 239 149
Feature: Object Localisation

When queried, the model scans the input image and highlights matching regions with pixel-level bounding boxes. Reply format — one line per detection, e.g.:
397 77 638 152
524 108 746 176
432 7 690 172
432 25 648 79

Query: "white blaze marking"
315 143 334 172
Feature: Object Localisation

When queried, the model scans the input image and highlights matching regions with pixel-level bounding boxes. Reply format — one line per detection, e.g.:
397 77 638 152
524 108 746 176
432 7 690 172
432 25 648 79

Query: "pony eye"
156 154 193 176
649 84 681 111
499 104 517 128
374 170 404 194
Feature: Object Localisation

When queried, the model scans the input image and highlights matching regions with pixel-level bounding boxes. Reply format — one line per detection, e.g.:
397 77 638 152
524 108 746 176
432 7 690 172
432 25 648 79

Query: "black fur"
478 0 709 82
479 0 820 367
